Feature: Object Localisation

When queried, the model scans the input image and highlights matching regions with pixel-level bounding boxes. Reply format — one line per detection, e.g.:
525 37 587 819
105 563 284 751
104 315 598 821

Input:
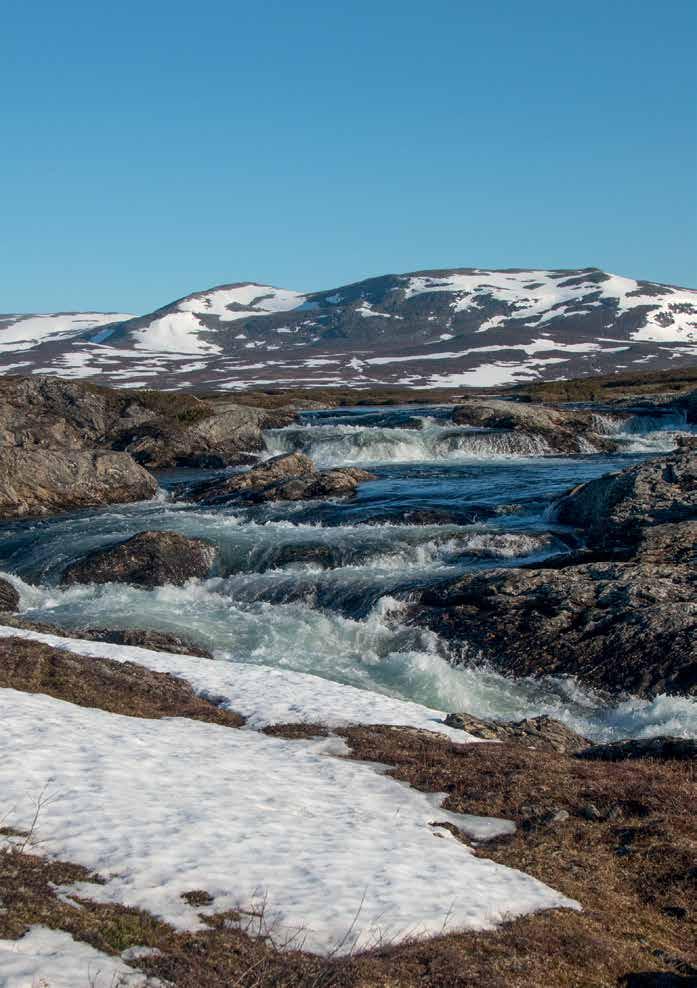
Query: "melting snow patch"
0 926 155 987
0 685 576 955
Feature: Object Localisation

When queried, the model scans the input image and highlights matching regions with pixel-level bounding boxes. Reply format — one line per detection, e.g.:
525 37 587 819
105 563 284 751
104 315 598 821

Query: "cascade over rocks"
0 448 158 519
451 399 623 454
412 446 697 697
181 452 376 505
61 530 218 588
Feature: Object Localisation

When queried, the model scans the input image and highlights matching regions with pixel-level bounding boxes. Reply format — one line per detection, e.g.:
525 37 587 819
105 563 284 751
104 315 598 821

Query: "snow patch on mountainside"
0 312 133 353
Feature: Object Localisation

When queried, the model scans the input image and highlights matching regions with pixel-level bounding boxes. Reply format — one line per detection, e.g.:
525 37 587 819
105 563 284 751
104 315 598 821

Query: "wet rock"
0 448 157 519
80 627 214 658
352 505 499 527
452 399 622 454
443 712 590 753
0 578 19 612
182 452 376 505
413 443 697 698
270 543 336 569
61 531 217 588
555 445 697 549
415 526 697 697
578 737 697 762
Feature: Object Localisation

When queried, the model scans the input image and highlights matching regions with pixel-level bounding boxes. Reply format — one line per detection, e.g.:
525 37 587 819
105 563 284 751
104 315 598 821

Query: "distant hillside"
2 267 696 390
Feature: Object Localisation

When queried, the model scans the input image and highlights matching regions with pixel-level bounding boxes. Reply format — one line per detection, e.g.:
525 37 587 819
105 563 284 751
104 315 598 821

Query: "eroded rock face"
0 448 158 519
452 399 622 454
61 531 218 588
182 452 376 505
444 713 589 753
555 445 697 548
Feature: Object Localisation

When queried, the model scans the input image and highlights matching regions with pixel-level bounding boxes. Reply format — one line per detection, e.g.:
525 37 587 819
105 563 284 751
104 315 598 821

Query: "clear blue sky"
2 0 695 315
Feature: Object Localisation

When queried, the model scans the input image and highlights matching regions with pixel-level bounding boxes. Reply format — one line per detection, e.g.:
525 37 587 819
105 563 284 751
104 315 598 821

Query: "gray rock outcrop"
0 448 158 519
412 447 697 697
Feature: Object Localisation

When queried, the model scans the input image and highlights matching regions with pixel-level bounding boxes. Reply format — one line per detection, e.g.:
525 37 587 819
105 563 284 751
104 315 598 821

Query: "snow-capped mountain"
2 268 696 390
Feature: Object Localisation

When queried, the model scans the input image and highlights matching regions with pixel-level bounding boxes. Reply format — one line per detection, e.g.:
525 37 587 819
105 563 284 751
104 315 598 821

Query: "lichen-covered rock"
61 531 217 588
0 448 157 519
444 713 589 753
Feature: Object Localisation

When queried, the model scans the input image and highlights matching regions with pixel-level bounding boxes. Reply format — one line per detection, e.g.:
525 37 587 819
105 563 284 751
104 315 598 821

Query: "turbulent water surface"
2 404 696 740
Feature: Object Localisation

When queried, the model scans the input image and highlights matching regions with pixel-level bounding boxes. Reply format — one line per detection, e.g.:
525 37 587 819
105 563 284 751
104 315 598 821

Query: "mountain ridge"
2 266 696 391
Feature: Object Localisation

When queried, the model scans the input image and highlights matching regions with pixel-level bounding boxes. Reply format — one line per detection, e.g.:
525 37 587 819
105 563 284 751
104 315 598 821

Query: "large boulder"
182 452 375 505
452 399 622 454
61 530 217 587
555 444 697 548
0 448 157 519
413 521 697 697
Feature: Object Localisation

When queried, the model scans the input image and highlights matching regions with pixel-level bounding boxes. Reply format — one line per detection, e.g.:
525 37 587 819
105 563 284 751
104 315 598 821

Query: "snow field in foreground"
0 626 577 961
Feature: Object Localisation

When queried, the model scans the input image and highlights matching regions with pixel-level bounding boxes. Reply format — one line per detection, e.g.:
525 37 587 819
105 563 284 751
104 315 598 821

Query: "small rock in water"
61 530 218 588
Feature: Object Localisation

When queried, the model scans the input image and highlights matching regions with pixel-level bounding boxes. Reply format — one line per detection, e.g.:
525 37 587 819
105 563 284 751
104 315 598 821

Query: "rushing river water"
2 404 696 740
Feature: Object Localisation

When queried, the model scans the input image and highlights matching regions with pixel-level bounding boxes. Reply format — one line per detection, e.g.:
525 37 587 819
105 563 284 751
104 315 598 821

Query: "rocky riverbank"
411 443 697 697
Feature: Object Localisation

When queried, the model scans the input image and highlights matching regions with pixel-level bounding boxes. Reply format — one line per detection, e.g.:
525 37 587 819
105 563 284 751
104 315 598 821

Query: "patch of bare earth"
0 636 243 726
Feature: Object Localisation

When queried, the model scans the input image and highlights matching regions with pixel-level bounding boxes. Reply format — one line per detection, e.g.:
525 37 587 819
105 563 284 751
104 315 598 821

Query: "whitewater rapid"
1 402 695 740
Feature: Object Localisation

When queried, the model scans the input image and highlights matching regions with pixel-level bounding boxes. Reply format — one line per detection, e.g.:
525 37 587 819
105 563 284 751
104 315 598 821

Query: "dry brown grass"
0 636 244 726
264 722 697 987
